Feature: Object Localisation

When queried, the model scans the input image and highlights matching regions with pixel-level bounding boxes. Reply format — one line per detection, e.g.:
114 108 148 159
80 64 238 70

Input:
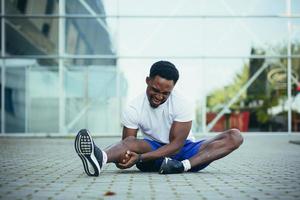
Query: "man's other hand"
117 151 139 169
115 150 131 169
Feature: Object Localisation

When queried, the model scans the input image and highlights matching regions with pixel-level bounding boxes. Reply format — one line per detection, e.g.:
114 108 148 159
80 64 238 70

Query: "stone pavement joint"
0 135 300 200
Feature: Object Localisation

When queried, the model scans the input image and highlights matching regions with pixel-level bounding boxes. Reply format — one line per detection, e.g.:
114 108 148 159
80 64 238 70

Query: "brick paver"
0 134 300 200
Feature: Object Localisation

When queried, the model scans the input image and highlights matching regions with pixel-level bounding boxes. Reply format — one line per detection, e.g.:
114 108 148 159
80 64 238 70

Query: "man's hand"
115 163 129 169
115 150 131 169
117 151 140 169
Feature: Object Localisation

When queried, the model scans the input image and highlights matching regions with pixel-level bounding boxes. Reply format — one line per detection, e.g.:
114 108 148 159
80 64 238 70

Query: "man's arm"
141 121 192 161
122 126 138 140
119 121 192 168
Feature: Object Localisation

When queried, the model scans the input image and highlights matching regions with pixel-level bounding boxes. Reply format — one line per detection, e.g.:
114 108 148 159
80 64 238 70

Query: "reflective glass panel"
3 59 59 133
28 61 59 133
4 59 34 133
64 59 126 135
5 0 58 15
66 0 106 15
65 18 115 56
5 18 58 55
4 65 26 133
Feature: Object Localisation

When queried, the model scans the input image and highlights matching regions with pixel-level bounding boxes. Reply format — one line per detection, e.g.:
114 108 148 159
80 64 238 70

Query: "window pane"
28 62 59 133
64 59 126 135
3 59 30 133
65 18 115 56
5 0 58 15
66 0 106 15
4 64 26 133
5 18 58 56
2 59 58 133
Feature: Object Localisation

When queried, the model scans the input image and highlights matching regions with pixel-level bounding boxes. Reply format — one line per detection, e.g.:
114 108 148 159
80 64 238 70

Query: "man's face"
146 75 175 108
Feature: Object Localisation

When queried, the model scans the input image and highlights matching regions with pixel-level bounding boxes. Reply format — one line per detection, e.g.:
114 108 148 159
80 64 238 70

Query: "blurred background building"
0 0 299 135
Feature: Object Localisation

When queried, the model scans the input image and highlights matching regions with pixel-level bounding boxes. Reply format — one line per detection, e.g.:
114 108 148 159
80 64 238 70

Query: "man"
74 61 243 176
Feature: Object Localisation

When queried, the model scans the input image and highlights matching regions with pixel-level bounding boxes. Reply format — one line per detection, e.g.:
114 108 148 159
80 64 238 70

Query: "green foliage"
207 63 249 112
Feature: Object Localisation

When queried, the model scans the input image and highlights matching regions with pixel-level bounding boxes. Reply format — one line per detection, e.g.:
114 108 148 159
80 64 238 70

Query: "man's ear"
146 77 151 85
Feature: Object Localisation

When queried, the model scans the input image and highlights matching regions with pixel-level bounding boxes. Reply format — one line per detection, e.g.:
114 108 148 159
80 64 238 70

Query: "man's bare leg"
110 129 242 171
159 129 243 174
104 136 152 163
189 128 243 168
75 130 152 176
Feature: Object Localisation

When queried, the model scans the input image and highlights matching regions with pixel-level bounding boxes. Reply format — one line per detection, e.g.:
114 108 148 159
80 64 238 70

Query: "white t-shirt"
121 90 195 144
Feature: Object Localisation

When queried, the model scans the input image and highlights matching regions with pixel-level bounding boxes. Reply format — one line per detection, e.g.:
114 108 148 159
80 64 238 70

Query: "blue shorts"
136 139 210 172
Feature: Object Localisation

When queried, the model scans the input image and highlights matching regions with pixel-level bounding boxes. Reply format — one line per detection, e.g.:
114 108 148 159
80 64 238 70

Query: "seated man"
74 61 243 176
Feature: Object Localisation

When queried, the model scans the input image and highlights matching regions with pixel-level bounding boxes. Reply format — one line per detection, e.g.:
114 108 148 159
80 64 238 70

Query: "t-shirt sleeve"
173 97 195 122
121 104 139 129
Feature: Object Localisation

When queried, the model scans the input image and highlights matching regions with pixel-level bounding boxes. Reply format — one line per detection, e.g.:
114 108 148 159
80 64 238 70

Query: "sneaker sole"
74 129 100 176
74 131 93 176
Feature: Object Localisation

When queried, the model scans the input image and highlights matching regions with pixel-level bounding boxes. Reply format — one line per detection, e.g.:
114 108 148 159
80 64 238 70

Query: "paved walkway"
0 134 300 200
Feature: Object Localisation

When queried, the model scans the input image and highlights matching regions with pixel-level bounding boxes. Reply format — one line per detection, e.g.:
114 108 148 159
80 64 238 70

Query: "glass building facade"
1 0 127 135
0 0 299 135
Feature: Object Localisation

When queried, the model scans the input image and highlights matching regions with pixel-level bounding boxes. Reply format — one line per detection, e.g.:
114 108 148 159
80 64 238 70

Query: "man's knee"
225 128 243 150
122 136 140 152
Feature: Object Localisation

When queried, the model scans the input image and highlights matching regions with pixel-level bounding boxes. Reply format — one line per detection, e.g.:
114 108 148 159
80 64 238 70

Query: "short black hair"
149 61 179 84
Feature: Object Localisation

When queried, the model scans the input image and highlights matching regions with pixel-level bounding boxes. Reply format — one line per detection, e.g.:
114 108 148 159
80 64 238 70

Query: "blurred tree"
207 62 249 112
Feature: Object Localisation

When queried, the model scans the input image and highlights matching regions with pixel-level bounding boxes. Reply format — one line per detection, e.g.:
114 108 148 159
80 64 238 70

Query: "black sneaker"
74 129 103 176
159 157 184 174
